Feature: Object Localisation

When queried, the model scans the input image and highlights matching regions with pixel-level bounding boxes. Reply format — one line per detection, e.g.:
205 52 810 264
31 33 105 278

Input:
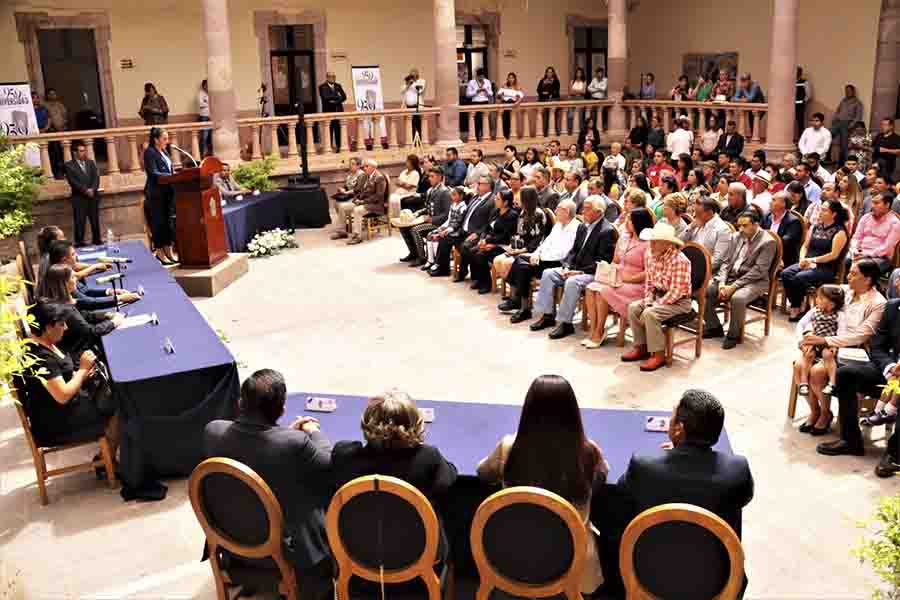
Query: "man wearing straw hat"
622 221 693 372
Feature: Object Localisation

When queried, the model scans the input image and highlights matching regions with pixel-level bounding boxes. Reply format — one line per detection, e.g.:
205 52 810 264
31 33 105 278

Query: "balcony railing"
12 98 767 183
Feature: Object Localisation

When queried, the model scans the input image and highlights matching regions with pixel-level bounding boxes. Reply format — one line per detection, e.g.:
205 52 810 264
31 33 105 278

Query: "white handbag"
594 261 621 287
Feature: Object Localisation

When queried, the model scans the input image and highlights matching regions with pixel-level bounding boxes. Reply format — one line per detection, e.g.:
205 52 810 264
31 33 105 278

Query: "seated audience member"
565 143 585 172
795 161 822 208
464 148 490 189
805 152 833 184
761 191 804 268
602 142 627 174
464 189 519 294
388 154 422 218
450 176 496 282
40 240 139 311
621 222 693 372
614 188 647 237
532 166 560 210
212 162 249 201
618 389 754 540
529 196 616 340
645 150 675 188
493 186 548 292
794 284 844 402
444 147 468 187
501 145 521 181
559 170 587 213
36 225 110 284
749 171 773 215
425 187 468 275
721 182 749 224
701 117 722 159
848 192 900 274
703 210 777 349
582 140 600 176
682 167 708 197
583 207 654 348
331 390 458 559
39 264 122 359
203 369 334 600
781 200 849 320
489 163 510 196
588 176 619 222
332 157 366 204
830 294 900 475
519 146 542 180
502 199 580 320
711 175 733 207
837 166 865 218
331 158 388 245
791 260 886 452
728 158 753 190
661 193 688 237
680 195 733 274
768 163 789 194
548 161 568 194
478 375 609 595
398 167 450 267
22 302 120 453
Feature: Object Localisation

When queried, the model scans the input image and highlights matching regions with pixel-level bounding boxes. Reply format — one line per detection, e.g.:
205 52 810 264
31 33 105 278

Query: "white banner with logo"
0 82 41 167
351 65 387 139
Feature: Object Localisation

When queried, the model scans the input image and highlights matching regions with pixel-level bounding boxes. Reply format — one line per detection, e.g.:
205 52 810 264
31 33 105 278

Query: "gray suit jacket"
717 228 776 291
537 186 561 211
212 172 245 199
420 183 452 227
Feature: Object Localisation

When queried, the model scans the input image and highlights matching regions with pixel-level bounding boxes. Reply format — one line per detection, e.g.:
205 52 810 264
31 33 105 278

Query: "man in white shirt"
466 68 493 141
500 199 580 319
402 67 426 139
668 116 693 158
798 112 832 158
587 66 608 126
749 171 773 215
744 150 765 180
197 79 211 156
805 152 833 184
602 142 627 173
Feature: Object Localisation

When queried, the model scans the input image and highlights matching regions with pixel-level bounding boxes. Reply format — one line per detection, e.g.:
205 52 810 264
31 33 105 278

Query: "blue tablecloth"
222 188 331 252
83 241 239 491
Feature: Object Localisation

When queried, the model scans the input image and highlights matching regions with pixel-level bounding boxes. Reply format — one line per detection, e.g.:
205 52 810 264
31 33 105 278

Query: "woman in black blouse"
628 115 649 149
40 263 122 359
492 186 548 302
331 391 457 561
22 302 119 452
537 66 561 136
467 189 519 294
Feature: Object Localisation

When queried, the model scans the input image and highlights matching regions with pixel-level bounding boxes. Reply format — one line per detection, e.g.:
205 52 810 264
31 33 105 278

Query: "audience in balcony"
138 82 169 126
689 72 715 102
669 75 690 101
583 207 653 348
567 67 588 131
638 73 656 99
497 73 525 140
761 191 804 268
537 66 561 136
587 67 608 107
466 68 494 141
703 209 777 350
478 374 609 595
203 369 334 600
732 72 765 104
710 69 735 101
781 200 850 320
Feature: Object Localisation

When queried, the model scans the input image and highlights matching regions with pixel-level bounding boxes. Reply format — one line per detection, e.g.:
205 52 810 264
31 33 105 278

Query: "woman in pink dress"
582 207 655 348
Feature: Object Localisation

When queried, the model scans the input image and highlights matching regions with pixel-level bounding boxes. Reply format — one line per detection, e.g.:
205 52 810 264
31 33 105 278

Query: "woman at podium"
143 127 179 265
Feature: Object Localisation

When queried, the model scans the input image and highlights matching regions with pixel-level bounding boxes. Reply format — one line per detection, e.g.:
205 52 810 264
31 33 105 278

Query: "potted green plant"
0 274 41 400
855 494 900 600
0 138 45 242
232 155 277 192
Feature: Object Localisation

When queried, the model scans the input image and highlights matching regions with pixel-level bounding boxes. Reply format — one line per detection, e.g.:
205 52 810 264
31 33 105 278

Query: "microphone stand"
296 101 311 183
110 277 120 313
170 144 198 167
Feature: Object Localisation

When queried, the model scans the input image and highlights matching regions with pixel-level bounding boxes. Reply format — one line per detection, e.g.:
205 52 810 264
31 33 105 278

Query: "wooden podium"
161 156 227 269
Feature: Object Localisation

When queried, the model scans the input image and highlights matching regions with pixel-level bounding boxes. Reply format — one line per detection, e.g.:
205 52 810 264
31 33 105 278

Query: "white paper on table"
118 314 155 330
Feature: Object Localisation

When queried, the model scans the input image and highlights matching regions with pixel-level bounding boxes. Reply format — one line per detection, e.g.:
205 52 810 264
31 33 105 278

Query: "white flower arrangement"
246 228 298 258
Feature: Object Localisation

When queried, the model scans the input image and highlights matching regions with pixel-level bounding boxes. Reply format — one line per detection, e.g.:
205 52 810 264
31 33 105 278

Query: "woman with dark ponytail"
143 127 178 264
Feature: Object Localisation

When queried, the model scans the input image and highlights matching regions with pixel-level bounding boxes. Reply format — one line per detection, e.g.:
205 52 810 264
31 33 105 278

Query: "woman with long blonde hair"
837 166 864 225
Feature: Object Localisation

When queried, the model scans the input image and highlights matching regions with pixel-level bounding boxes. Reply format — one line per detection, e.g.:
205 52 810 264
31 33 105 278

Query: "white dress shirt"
798 126 833 157
197 90 210 118
534 219 580 262
466 79 493 103
668 128 693 157
587 77 608 100
402 79 426 109
751 191 772 215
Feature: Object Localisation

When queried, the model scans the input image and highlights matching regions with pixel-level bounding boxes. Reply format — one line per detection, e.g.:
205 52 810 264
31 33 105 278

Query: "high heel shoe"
798 421 817 434
810 413 834 436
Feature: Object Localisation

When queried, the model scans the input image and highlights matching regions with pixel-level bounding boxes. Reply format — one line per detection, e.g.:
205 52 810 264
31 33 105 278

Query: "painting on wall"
682 52 739 83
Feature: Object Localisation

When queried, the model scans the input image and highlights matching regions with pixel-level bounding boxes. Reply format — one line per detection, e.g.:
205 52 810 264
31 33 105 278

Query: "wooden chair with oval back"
471 486 587 600
620 503 745 600
326 475 447 600
362 173 392 239
717 231 783 342
188 457 299 600
662 242 713 367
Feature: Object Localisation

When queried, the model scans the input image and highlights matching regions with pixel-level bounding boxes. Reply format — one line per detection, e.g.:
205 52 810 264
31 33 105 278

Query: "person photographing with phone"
402 68 426 139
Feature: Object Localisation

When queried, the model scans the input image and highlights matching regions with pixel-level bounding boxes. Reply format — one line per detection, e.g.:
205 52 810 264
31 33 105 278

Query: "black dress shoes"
409 259 425 268
470 281 481 290
430 270 450 277
721 337 739 350
702 327 725 339
875 452 900 478
816 440 865 456
400 254 414 263
548 323 576 340
478 287 492 295
452 275 466 283
510 309 532 324
529 315 556 331
498 298 521 312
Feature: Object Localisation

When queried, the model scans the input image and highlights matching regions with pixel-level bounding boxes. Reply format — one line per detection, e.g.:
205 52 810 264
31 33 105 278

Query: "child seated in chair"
861 382 899 427
797 285 844 397
424 186 467 273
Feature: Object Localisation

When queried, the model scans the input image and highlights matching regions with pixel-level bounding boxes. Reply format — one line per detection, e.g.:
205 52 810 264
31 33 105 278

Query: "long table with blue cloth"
282 392 733 591
80 240 239 497
223 188 331 252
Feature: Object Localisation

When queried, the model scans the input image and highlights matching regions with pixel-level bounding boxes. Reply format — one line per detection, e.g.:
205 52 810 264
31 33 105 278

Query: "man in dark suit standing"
818 297 900 475
318 71 347 152
619 389 755 537
449 175 497 282
64 140 102 247
203 369 334 600
715 120 745 158
530 195 616 339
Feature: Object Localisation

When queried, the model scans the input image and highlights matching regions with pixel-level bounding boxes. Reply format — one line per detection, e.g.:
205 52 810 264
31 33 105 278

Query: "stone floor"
1 226 898 599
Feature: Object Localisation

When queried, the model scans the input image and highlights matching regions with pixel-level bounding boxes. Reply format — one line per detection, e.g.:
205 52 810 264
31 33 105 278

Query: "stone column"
607 0 629 138
433 0 463 146
202 0 241 161
870 0 900 129
765 0 799 155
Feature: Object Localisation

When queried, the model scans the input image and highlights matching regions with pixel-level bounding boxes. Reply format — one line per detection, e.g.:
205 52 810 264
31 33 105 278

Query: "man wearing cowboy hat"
703 209 777 349
749 170 773 215
622 222 693 371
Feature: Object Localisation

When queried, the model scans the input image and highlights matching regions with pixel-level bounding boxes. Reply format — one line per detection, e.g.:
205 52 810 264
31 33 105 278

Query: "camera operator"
402 68 427 140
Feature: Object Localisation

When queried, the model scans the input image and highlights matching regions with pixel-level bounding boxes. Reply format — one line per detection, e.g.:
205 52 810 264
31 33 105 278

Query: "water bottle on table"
106 228 119 254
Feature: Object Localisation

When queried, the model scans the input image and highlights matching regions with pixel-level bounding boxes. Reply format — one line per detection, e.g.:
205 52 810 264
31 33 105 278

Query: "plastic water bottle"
106 227 118 254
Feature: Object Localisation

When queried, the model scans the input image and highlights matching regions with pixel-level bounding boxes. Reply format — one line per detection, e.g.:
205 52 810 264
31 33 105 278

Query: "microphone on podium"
97 273 123 284
170 144 199 167
98 256 132 264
